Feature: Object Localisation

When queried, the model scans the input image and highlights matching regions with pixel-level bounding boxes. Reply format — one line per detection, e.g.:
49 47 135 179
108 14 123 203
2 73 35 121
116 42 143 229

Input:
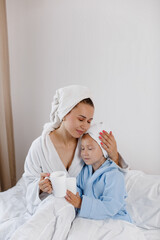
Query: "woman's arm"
23 137 51 213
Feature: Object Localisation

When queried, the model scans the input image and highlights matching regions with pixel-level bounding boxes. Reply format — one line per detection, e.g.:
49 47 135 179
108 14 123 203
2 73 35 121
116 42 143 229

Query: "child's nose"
83 149 89 155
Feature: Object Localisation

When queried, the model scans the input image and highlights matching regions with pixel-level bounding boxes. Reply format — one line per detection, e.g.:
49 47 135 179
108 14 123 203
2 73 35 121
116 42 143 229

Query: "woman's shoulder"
30 136 42 150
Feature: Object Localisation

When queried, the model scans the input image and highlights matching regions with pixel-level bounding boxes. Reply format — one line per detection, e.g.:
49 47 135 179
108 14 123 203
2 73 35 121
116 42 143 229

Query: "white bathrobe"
23 134 83 214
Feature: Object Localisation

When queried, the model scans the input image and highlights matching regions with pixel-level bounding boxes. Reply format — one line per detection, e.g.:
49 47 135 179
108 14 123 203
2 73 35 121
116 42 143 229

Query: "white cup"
49 171 67 197
66 177 77 195
46 171 77 197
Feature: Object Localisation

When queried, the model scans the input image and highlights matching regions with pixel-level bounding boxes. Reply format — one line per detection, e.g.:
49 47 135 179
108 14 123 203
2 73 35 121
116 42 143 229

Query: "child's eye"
88 148 92 150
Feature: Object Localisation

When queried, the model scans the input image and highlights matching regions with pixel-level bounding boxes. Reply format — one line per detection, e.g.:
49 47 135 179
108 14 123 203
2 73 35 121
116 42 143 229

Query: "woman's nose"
81 121 88 131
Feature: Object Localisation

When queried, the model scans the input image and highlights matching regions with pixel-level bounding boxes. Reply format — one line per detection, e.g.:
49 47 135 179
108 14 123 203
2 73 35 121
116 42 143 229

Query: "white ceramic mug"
49 171 67 197
46 171 77 197
66 177 77 195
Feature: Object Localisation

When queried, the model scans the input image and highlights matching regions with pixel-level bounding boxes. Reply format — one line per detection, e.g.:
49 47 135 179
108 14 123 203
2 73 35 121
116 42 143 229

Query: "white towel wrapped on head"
85 122 108 158
42 85 93 136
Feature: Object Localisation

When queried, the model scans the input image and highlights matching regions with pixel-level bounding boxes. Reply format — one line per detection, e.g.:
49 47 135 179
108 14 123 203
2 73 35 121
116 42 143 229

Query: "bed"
0 169 160 240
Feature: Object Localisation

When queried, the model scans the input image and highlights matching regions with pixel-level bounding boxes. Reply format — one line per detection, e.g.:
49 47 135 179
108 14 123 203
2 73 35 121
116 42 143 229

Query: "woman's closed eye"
78 117 92 124
78 118 84 122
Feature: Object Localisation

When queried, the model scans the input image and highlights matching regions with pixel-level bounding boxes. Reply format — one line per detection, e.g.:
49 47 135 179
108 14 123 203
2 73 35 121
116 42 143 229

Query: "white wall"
6 0 160 180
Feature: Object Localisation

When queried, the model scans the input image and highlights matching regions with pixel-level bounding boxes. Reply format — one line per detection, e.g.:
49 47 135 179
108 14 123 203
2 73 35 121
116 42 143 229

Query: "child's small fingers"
65 196 70 202
67 190 76 199
65 195 70 201
66 190 72 195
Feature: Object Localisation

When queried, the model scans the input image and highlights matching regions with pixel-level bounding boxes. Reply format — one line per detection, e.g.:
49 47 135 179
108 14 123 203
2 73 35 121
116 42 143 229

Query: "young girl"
65 122 132 223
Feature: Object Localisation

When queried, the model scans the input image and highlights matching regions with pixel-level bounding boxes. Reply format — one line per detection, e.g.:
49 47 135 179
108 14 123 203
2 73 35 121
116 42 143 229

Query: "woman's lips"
76 130 84 135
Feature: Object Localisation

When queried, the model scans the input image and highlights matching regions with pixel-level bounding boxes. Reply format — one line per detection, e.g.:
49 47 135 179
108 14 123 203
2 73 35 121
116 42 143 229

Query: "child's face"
81 134 105 170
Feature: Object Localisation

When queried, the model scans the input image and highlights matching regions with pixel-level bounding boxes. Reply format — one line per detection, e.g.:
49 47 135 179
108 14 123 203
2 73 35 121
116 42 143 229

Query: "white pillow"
124 170 160 229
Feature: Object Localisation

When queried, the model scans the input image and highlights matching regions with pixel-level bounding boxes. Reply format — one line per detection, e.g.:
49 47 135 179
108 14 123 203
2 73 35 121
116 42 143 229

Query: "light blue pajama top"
76 159 132 223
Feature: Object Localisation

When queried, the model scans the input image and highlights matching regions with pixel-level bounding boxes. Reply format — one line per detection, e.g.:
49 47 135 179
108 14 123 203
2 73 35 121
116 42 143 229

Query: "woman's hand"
65 190 82 208
99 130 119 165
39 173 52 194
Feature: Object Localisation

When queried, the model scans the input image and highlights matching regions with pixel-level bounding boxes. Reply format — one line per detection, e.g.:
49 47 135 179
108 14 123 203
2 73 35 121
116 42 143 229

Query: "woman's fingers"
41 182 50 189
39 178 50 188
41 182 52 193
100 141 108 151
99 130 119 164
40 172 50 180
99 131 113 145
99 130 115 148
42 185 50 193
48 188 53 194
39 173 52 194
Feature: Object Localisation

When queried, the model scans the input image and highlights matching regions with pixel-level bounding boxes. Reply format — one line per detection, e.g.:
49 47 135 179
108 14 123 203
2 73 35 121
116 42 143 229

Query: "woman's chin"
72 131 83 138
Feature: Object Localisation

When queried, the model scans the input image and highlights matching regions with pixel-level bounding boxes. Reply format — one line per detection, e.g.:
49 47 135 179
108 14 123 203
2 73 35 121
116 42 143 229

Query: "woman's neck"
53 124 77 147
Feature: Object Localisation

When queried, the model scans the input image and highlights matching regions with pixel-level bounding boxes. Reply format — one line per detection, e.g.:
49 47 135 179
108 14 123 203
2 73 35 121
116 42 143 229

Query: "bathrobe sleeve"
118 153 129 170
78 171 127 220
22 137 45 213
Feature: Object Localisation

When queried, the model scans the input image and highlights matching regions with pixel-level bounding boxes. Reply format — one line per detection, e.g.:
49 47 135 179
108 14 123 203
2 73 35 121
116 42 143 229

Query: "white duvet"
0 180 75 240
0 169 160 240
67 217 146 240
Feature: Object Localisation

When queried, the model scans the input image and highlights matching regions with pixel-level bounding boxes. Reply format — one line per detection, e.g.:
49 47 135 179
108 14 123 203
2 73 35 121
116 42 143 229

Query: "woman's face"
63 103 94 138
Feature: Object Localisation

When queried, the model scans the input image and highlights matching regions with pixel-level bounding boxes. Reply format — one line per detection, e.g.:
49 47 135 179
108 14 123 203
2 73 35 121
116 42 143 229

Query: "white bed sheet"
140 228 160 240
0 169 159 240
67 217 147 240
